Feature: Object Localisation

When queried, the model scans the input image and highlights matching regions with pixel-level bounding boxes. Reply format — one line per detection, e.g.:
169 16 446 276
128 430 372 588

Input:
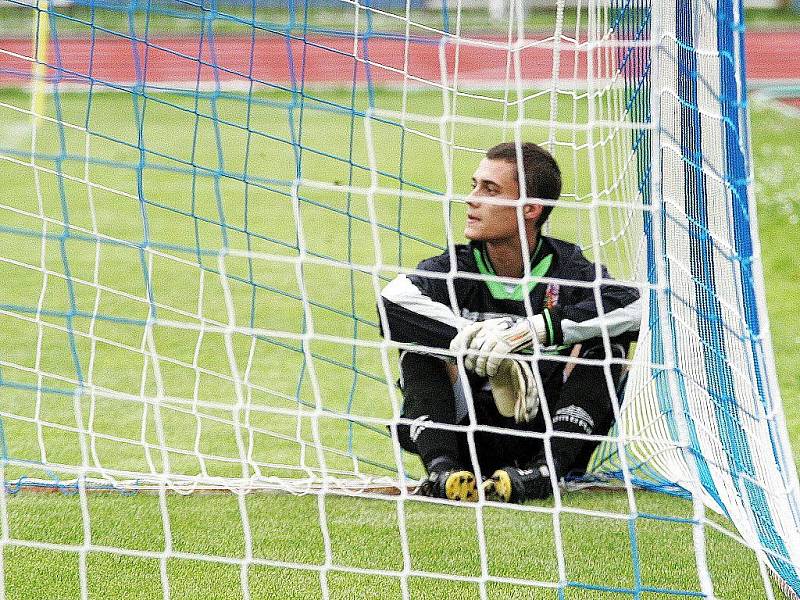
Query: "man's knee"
571 340 629 387
554 339 629 435
578 339 628 361
399 351 450 388
395 351 460 456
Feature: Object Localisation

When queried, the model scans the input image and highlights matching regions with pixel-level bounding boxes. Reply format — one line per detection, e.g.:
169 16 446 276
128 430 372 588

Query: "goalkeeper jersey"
379 236 640 354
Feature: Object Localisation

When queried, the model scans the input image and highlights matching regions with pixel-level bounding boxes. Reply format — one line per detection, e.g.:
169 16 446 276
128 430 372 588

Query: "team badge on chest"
544 282 560 310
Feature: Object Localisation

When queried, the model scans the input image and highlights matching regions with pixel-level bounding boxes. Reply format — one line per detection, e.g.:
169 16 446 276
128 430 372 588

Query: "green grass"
0 84 640 480
0 82 799 600
0 489 785 599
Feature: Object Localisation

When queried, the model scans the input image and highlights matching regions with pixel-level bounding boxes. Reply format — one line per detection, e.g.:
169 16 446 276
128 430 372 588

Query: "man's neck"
485 231 540 279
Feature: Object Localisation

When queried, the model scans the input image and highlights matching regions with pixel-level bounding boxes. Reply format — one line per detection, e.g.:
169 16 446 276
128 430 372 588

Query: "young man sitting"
379 142 640 503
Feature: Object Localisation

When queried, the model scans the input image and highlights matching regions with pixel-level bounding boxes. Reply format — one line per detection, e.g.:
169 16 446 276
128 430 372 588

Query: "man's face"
465 158 539 242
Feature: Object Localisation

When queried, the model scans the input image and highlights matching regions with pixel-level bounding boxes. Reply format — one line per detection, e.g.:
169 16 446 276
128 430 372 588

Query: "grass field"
0 79 799 599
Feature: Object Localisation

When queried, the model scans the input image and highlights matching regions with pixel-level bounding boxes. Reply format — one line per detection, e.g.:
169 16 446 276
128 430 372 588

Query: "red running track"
1 30 799 87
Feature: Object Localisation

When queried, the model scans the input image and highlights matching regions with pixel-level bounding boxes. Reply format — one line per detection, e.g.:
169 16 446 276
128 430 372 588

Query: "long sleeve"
379 240 642 351
545 265 641 347
379 270 472 350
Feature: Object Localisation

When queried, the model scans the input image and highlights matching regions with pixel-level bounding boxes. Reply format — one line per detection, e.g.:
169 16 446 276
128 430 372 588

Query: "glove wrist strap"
526 314 548 345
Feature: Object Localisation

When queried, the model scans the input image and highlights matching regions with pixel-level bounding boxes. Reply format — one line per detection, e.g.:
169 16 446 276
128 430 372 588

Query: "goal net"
0 0 798 597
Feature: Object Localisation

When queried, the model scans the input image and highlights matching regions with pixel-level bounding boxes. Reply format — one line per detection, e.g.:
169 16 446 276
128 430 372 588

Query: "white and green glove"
449 315 547 377
490 358 540 423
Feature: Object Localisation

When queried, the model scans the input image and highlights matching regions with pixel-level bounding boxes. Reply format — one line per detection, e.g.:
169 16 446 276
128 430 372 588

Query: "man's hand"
490 359 540 423
450 316 546 377
448 319 486 369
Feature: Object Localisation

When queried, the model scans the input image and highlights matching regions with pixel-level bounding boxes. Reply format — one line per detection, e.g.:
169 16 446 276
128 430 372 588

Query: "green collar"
472 239 553 301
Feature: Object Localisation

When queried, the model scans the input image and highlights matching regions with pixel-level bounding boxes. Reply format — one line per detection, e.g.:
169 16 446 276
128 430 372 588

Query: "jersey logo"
553 405 594 434
544 282 560 310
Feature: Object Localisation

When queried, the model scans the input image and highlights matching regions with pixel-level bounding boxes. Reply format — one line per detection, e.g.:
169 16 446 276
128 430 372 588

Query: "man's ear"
522 203 543 224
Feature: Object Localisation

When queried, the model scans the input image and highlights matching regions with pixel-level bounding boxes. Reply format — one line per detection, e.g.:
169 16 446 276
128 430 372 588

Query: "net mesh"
0 0 799 598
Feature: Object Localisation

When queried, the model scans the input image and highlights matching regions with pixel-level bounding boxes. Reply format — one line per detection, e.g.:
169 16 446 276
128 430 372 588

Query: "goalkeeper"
378 142 640 503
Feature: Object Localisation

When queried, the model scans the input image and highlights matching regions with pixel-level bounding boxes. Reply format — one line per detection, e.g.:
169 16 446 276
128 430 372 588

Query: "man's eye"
471 182 477 189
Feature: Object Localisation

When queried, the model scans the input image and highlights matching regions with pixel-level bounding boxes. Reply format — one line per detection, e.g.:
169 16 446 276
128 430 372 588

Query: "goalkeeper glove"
450 315 547 378
489 358 540 423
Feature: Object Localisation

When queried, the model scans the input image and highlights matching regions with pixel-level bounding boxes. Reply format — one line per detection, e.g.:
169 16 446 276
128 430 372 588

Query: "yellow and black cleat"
483 463 555 503
418 469 477 502
444 470 477 502
482 469 513 503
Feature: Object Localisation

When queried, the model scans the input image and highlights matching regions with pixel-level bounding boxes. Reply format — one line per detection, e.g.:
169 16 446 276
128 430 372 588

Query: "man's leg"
547 341 627 475
460 388 542 478
484 341 627 502
396 351 478 501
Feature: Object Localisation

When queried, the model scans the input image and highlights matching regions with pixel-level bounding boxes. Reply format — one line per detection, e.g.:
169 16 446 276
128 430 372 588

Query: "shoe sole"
483 470 513 502
445 471 477 502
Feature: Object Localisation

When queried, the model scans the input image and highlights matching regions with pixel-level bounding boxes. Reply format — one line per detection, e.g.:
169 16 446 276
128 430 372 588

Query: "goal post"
0 0 799 598
589 0 800 591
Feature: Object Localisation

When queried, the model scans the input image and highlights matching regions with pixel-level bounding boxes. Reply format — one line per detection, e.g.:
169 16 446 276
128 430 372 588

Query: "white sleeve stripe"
561 298 642 346
381 274 472 331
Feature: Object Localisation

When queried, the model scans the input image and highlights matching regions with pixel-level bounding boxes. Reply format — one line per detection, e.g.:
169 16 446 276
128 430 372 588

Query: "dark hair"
485 142 561 228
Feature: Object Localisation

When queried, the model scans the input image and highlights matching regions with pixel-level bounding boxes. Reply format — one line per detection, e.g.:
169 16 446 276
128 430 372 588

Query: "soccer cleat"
482 462 554 503
482 468 515 502
417 469 478 502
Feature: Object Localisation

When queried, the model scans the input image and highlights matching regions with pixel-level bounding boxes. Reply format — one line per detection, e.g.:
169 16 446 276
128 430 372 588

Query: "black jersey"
379 237 640 353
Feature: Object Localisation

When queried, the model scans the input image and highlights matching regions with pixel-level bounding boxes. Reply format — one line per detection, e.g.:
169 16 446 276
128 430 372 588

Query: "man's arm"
450 268 641 377
382 268 544 427
546 273 641 347
379 262 472 350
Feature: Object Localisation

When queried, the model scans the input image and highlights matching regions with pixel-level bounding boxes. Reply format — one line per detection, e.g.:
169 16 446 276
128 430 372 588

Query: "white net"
0 0 798 597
